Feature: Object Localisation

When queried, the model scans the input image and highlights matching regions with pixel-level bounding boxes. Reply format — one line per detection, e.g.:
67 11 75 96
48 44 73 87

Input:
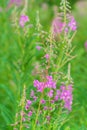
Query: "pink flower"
30 90 34 97
60 85 73 111
52 15 77 35
27 100 32 105
40 99 46 104
33 96 38 101
36 46 41 50
46 76 56 89
34 76 56 93
46 76 53 81
8 0 22 6
56 89 61 96
28 111 32 117
22 118 26 122
50 100 55 104
49 107 52 111
54 95 59 101
46 116 50 121
85 41 87 50
44 106 48 110
19 15 29 27
68 16 77 31
47 90 53 98
34 80 45 93
60 85 66 91
25 100 32 110
44 54 49 59
34 80 39 87
52 17 65 35
64 100 72 111
25 105 29 110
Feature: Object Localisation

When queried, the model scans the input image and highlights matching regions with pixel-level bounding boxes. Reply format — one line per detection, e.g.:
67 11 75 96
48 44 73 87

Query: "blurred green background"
0 0 87 130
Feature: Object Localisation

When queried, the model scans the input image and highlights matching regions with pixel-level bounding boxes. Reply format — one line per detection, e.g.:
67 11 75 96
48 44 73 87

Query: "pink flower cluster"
24 75 73 127
47 90 53 98
19 15 29 27
60 85 73 111
9 0 22 6
34 76 73 111
25 100 32 110
66 16 77 31
52 17 65 34
52 15 77 35
46 85 73 111
33 76 56 93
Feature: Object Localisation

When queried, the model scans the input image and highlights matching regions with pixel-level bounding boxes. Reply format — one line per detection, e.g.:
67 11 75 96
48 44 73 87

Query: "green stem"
33 92 44 130
19 84 26 130
64 0 67 24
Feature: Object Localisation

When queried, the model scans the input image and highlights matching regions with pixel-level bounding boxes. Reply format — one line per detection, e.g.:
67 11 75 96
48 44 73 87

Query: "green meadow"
0 0 87 130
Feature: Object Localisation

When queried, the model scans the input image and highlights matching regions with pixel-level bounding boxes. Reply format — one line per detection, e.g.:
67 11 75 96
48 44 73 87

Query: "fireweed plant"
11 0 77 130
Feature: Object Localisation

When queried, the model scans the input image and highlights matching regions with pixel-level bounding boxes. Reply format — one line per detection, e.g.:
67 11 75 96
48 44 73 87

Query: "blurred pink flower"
60 85 73 111
22 117 26 122
30 90 34 97
50 100 55 104
47 90 53 98
46 115 50 121
28 111 32 117
19 15 29 27
68 16 77 31
9 0 22 6
34 76 56 93
25 104 29 110
36 46 41 50
40 99 46 104
44 106 48 110
33 96 38 101
52 17 65 35
52 15 77 35
54 95 59 101
85 41 87 50
44 54 49 59
27 100 32 105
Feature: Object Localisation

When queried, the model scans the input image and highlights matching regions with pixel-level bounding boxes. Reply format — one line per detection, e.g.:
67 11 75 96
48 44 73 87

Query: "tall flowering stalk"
12 0 77 130
10 0 35 130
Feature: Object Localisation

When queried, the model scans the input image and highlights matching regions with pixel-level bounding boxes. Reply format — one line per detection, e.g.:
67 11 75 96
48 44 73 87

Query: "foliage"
0 0 87 130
